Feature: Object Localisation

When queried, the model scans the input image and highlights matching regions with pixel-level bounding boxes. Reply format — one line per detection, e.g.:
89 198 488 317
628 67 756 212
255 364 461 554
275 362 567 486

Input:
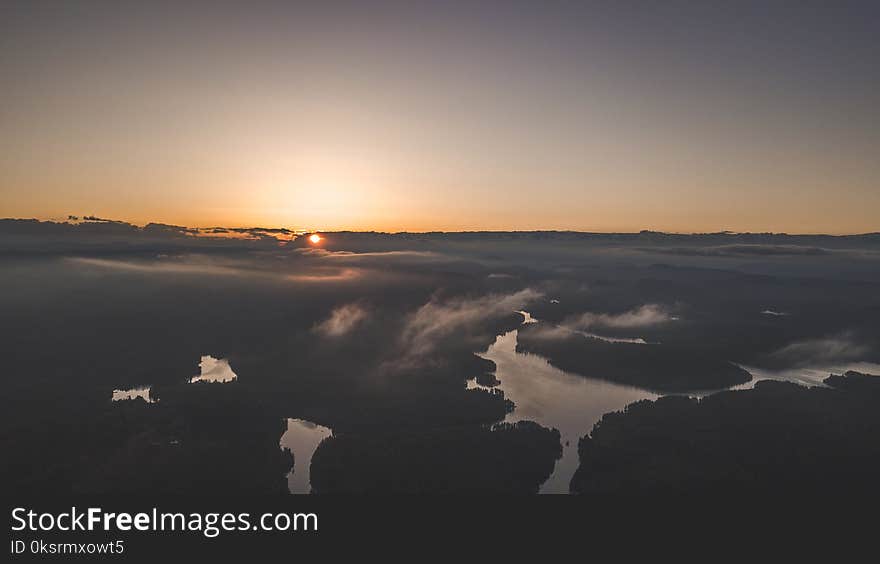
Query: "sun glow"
309 234 322 244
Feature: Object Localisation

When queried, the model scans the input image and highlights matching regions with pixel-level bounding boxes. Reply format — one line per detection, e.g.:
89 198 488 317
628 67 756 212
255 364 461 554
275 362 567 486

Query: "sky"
1 0 878 233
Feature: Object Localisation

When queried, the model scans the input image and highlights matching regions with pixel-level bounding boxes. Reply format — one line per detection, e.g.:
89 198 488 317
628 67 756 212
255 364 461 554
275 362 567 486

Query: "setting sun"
309 234 322 244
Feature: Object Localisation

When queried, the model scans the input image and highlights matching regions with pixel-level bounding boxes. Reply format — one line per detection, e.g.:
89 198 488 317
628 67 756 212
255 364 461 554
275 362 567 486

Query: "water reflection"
111 386 154 403
574 331 650 344
516 310 538 324
474 326 657 494
760 309 788 316
735 361 880 389
279 418 333 494
190 355 237 383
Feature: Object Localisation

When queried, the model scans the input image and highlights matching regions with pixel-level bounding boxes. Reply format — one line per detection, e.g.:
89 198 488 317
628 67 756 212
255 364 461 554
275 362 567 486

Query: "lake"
279 418 333 494
472 322 658 493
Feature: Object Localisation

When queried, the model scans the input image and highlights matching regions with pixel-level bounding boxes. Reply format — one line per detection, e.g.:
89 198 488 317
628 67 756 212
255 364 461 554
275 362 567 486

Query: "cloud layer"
566 304 671 331
400 288 542 357
314 304 369 337
768 333 869 367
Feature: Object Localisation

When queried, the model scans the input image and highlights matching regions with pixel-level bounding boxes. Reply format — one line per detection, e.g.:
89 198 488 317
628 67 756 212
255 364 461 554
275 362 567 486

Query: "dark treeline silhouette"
517 321 751 392
571 371 880 495
4 218 880 258
3 381 293 494
310 421 561 493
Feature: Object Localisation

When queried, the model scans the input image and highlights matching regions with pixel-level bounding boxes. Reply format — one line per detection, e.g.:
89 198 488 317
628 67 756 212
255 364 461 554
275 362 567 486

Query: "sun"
309 233 322 244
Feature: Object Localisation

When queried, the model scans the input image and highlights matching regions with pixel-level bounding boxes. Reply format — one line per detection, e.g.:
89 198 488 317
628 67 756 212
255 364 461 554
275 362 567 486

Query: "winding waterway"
473 313 880 492
111 339 880 495
473 323 658 493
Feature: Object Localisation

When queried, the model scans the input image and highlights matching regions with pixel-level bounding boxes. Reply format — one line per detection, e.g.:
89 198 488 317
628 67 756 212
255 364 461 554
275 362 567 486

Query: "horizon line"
3 216 879 238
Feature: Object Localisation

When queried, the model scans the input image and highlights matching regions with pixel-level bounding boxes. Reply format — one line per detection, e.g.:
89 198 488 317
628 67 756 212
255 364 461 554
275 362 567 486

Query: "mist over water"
735 362 880 389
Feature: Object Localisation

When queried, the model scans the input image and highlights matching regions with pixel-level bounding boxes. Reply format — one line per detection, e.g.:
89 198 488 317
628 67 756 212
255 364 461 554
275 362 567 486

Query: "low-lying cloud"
566 304 671 331
400 288 542 357
643 244 832 257
524 304 669 343
285 267 362 283
67 256 247 277
70 255 363 284
314 303 368 337
768 333 869 367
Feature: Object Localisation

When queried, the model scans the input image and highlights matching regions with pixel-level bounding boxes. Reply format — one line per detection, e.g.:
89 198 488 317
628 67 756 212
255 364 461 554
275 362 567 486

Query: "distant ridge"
2 217 877 239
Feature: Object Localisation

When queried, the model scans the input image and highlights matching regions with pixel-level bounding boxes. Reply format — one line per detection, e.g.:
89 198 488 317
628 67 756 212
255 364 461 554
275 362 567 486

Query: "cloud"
285 267 362 283
67 256 246 276
565 304 671 331
69 255 363 284
314 303 368 337
644 244 832 257
400 288 542 357
522 324 572 341
521 304 670 343
768 333 869 367
316 250 442 260
300 249 463 268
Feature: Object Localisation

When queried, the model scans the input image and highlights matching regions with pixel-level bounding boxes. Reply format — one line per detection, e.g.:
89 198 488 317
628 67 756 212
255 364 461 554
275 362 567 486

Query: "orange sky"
2 2 878 234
